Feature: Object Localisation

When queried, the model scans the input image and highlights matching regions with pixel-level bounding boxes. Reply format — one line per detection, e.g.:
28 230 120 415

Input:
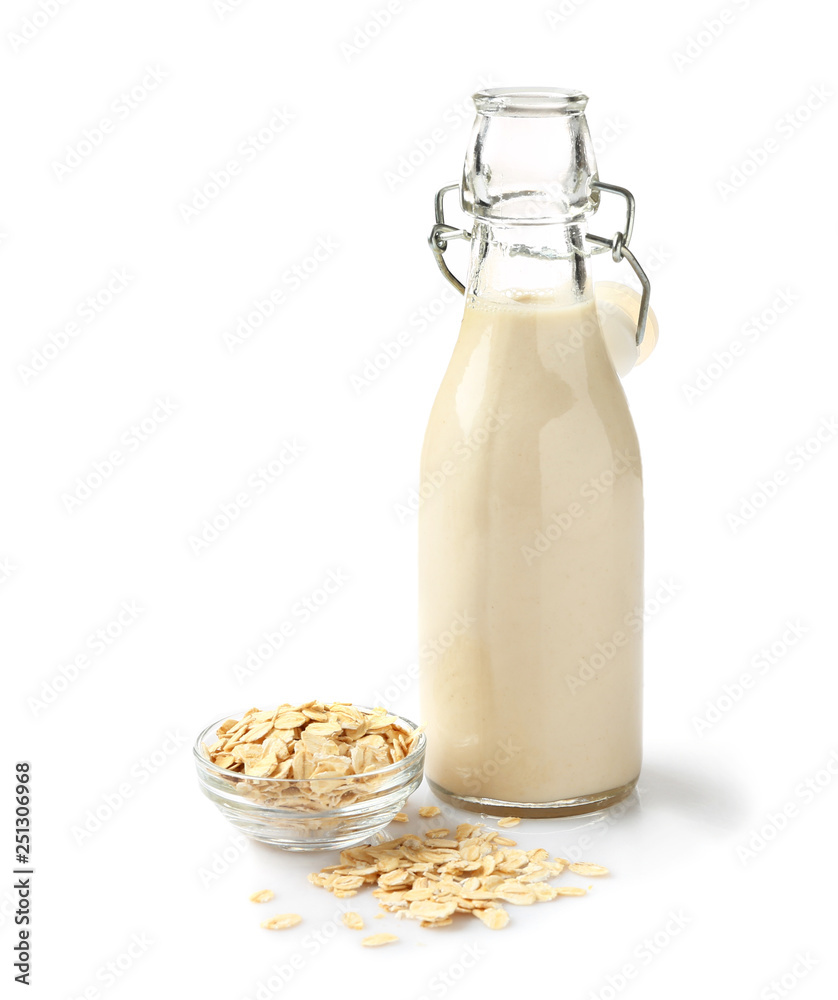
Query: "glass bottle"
419 87 652 816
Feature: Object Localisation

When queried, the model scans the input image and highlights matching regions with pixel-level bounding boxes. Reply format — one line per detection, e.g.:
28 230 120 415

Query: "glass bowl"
193 707 426 851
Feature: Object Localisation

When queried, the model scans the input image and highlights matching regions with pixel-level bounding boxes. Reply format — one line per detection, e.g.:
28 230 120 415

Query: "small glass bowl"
193 708 426 851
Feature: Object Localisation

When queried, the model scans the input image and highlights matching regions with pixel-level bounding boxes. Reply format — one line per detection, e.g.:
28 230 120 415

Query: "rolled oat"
309 823 603 929
201 702 423 811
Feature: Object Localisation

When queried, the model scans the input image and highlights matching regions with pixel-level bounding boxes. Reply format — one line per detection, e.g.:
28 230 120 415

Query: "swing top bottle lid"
462 86 599 225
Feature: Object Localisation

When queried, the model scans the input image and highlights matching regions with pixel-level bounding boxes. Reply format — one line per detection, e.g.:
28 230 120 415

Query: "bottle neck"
465 221 593 306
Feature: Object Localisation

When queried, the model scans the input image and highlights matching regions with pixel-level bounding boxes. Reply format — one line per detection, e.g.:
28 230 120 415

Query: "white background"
3 0 837 997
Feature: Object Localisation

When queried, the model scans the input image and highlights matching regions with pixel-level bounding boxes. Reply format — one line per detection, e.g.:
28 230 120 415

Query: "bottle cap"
595 282 660 376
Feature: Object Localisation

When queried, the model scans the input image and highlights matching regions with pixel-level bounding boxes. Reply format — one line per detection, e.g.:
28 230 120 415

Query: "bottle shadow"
636 762 746 830
451 761 746 847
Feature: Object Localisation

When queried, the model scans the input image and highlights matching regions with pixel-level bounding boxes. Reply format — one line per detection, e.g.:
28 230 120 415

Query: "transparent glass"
462 87 599 225
419 88 642 817
194 710 426 851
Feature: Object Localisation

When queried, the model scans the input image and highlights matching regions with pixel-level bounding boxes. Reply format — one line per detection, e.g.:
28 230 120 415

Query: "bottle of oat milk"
420 87 657 816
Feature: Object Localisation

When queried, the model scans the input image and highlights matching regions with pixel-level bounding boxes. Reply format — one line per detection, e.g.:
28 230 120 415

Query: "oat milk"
419 290 643 810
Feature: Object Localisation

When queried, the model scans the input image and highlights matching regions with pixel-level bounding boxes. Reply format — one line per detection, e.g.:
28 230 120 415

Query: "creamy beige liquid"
419 292 643 808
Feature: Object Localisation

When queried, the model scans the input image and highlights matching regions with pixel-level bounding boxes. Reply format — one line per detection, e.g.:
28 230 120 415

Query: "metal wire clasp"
586 181 650 346
428 184 471 295
428 179 651 347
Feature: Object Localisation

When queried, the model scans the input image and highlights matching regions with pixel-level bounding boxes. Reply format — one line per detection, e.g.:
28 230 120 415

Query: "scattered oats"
309 819 606 930
261 913 303 930
362 933 399 947
497 817 520 828
342 912 365 930
418 806 441 818
249 889 274 903
568 862 609 876
474 907 510 929
392 812 409 823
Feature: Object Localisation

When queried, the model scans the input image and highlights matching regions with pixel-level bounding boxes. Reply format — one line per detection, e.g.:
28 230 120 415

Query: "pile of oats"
201 701 422 810
309 822 608 929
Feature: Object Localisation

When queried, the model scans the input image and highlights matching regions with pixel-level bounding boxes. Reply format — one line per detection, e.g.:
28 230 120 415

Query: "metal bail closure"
428 179 652 347
586 181 651 347
428 184 471 295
